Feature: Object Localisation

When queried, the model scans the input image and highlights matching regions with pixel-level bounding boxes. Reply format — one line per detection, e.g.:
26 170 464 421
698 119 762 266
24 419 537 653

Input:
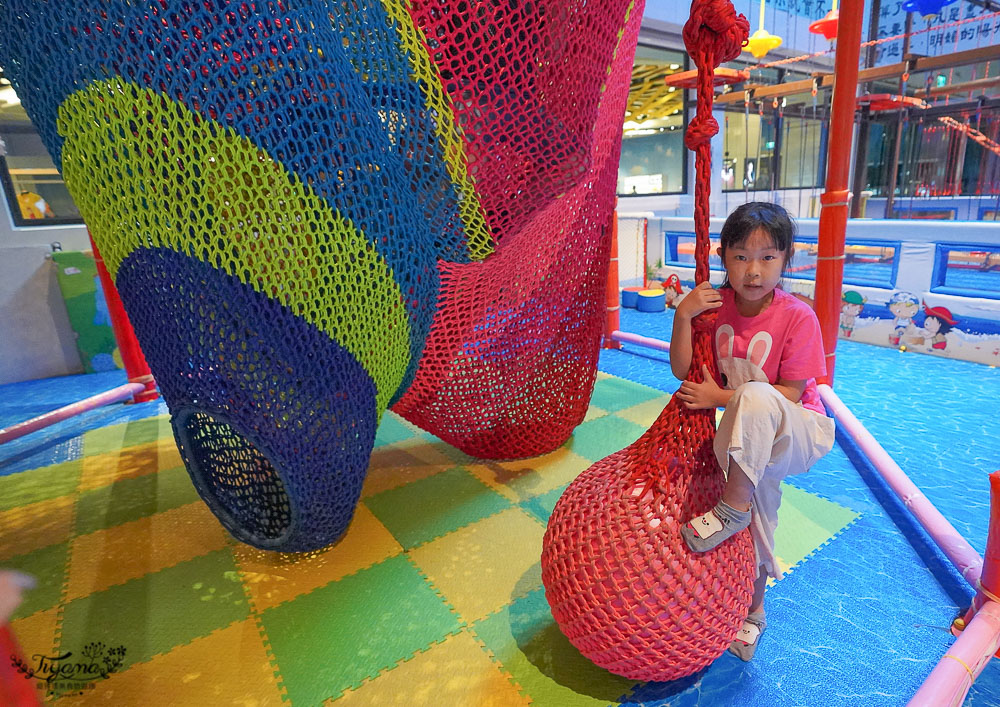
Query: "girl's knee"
730 381 782 408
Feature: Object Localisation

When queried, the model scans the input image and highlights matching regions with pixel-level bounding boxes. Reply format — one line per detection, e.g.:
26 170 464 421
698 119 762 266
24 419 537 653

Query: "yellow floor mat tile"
0 496 75 562
78 437 182 492
616 395 673 428
391 437 466 466
409 507 544 624
362 446 453 499
583 405 608 422
55 619 283 706
9 606 59 658
330 630 530 707
466 448 590 503
234 504 402 611
65 502 230 600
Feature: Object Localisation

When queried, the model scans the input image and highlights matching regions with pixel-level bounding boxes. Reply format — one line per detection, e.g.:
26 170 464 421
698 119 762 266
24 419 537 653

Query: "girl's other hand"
674 281 721 321
675 364 724 409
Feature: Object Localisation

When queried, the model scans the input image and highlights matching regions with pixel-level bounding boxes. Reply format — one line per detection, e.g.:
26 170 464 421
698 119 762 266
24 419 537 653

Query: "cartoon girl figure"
921 302 957 351
663 274 686 308
887 291 919 346
839 290 866 338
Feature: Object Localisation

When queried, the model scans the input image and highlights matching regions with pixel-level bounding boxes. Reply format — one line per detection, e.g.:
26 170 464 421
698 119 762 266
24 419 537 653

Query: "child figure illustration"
921 302 957 351
887 291 919 346
669 202 835 661
839 290 866 338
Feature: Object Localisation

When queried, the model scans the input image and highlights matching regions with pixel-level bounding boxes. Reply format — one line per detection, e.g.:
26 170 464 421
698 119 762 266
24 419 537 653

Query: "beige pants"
714 382 835 580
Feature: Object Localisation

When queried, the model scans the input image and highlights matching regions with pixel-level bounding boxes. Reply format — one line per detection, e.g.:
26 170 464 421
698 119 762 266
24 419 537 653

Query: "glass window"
721 110 776 192
863 121 892 198
662 232 723 270
864 103 1000 206
783 239 898 289
958 110 1000 198
932 244 1000 300
0 80 82 227
778 116 824 189
617 45 687 195
843 241 898 288
619 131 686 194
661 234 898 289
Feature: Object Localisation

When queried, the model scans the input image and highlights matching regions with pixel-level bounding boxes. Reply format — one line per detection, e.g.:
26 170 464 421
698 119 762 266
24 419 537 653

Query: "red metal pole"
604 208 622 349
981 472 1000 600
642 217 648 289
814 0 865 387
88 232 159 403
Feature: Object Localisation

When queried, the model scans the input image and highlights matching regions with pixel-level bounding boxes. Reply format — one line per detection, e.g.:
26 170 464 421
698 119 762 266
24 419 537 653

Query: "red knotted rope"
682 0 749 388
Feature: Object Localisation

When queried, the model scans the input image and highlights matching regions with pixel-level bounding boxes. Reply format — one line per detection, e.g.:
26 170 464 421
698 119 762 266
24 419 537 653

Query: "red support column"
951 471 1000 656
814 0 865 386
88 232 159 403
604 209 622 349
641 217 648 289
980 471 1000 605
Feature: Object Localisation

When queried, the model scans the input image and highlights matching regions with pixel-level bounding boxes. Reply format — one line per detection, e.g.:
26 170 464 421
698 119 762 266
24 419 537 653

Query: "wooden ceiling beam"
925 75 1000 97
713 43 1000 106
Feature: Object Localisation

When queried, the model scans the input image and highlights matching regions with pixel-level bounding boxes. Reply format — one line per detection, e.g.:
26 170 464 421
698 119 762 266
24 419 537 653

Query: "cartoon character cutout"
921 301 957 351
663 274 686 308
716 325 771 390
839 290 866 338
887 291 919 346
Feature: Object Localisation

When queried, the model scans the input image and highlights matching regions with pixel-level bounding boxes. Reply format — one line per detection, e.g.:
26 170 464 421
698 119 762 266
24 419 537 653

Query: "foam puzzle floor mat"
2 373 860 705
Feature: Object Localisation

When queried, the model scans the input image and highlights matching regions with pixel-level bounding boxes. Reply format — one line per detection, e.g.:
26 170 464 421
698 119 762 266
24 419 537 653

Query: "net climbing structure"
0 0 644 551
541 0 757 682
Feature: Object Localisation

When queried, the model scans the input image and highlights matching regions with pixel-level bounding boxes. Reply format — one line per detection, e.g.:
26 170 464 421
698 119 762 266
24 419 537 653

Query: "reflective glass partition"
617 45 688 196
0 78 82 227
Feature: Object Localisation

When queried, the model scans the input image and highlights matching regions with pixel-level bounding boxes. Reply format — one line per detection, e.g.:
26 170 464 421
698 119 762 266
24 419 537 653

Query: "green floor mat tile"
0 460 81 511
520 485 568 526
774 483 860 570
7 542 69 620
473 586 635 707
74 465 200 536
588 377 666 413
58 549 248 671
565 415 646 463
82 416 170 456
261 554 461 704
374 413 419 448
364 467 512 549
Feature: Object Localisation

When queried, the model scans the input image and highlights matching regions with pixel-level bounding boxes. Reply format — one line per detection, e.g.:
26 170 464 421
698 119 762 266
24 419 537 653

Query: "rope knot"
683 0 750 72
684 113 719 150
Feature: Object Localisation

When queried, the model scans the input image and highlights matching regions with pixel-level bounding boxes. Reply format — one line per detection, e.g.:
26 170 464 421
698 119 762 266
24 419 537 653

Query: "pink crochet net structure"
393 0 645 458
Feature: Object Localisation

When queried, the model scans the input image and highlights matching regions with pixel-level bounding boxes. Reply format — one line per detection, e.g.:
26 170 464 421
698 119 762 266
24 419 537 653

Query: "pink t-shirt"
712 287 827 414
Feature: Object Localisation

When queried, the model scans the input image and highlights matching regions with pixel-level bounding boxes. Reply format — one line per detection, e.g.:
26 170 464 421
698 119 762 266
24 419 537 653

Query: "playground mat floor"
2 304 999 706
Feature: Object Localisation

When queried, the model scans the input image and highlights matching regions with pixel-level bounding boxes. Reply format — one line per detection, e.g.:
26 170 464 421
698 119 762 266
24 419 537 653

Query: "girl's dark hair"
925 316 954 335
718 202 796 288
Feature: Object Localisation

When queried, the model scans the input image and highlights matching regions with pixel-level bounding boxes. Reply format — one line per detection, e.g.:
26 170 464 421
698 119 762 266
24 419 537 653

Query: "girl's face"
718 228 787 316
924 316 941 335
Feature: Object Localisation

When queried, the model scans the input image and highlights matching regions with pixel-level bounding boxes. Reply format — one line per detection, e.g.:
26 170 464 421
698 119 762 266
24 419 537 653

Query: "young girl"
669 202 835 661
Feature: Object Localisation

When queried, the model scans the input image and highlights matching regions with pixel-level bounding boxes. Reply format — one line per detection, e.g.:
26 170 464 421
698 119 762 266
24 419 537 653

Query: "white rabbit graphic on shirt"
716 325 773 390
